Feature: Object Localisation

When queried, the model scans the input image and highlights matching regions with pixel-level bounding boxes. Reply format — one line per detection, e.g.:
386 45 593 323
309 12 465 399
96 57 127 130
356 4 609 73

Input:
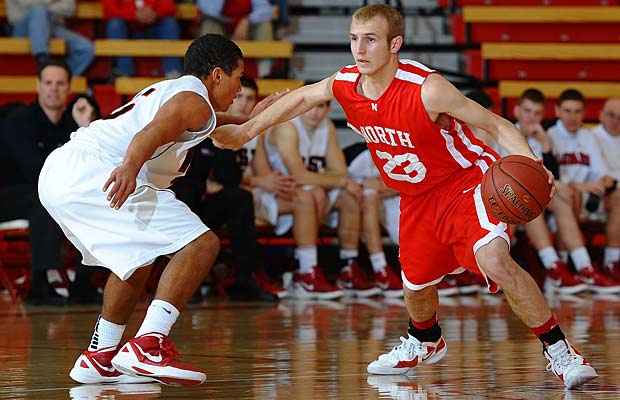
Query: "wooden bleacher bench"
94 39 293 58
0 2 198 20
481 43 620 60
0 38 65 55
0 76 88 93
115 77 304 97
463 6 620 23
498 80 620 99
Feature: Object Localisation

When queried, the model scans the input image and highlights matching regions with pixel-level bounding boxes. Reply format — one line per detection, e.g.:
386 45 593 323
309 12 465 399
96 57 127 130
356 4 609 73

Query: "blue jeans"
106 16 182 76
12 4 94 75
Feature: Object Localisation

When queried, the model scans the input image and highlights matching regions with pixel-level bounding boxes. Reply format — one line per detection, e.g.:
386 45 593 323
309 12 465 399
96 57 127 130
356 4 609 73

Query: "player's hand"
527 124 550 152
343 178 363 202
232 17 250 40
535 158 556 200
261 169 296 200
249 90 290 120
72 97 95 127
211 124 248 149
103 164 138 210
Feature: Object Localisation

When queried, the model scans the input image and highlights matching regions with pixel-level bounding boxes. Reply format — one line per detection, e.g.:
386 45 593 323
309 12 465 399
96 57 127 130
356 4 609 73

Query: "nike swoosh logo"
89 357 118 374
421 346 436 362
134 343 163 363
462 186 476 194
162 308 172 314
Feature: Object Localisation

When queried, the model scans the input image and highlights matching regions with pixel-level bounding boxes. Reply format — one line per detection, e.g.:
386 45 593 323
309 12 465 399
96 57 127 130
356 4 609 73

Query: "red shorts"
398 167 510 291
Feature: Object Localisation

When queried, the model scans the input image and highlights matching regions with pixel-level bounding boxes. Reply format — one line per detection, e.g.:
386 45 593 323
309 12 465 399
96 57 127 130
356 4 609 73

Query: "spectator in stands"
227 76 296 298
591 98 620 279
505 89 590 295
103 0 182 79
171 93 283 301
197 0 274 77
269 0 289 39
262 101 378 299
1 59 100 305
342 142 402 297
6 0 94 75
548 89 620 292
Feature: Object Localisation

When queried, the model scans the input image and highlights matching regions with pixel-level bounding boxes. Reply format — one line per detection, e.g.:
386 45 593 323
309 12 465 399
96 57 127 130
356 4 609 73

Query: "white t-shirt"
591 123 620 180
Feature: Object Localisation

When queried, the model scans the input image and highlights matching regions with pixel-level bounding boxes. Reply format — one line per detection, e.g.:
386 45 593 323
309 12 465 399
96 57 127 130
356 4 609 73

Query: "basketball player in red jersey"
210 4 597 389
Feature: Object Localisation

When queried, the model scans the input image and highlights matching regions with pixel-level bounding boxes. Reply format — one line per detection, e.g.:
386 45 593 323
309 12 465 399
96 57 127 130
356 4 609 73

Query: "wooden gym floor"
0 293 619 399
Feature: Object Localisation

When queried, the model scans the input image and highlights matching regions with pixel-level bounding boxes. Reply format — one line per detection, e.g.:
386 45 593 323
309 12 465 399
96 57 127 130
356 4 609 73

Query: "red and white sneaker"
111 333 206 387
290 266 343 300
337 262 381 298
253 269 288 299
602 261 620 282
575 265 620 294
374 267 403 298
544 339 597 389
69 345 156 384
437 276 459 297
544 261 589 295
367 334 447 375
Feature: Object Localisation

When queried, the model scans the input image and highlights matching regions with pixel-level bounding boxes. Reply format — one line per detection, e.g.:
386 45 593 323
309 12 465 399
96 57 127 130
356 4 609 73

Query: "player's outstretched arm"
103 92 212 209
210 73 337 149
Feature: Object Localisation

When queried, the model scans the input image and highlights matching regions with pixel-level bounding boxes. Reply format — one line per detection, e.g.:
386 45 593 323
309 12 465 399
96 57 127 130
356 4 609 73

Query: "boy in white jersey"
213 4 598 389
548 89 620 292
39 34 280 387
591 97 620 279
263 101 381 299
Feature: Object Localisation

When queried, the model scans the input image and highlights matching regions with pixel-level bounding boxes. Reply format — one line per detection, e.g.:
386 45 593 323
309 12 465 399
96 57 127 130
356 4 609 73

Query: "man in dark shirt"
1 59 98 305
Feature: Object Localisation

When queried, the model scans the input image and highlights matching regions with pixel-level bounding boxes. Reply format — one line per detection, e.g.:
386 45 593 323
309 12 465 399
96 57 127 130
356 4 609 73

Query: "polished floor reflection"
1 293 619 399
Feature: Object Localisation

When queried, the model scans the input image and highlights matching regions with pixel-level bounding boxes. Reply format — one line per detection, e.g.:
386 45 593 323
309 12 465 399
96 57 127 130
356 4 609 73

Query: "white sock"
538 246 560 270
88 315 125 351
340 248 358 267
603 247 620 267
295 246 317 274
136 299 180 337
570 247 592 271
369 252 388 273
558 250 569 263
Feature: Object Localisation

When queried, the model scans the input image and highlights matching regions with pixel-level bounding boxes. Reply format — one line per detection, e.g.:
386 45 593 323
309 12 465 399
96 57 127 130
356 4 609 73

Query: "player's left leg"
476 238 597 389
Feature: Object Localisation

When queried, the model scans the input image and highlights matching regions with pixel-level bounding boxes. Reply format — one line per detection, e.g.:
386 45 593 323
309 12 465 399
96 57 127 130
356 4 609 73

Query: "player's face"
36 65 70 111
600 99 620 136
349 17 393 75
515 99 545 128
229 86 257 117
555 100 584 132
300 101 331 130
212 60 244 112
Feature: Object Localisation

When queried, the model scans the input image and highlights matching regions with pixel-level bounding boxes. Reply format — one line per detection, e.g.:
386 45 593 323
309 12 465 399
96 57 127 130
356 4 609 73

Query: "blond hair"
352 4 403 43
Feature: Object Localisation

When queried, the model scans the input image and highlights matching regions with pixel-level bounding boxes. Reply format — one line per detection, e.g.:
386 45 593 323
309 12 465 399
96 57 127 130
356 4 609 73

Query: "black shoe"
227 282 279 302
26 288 69 306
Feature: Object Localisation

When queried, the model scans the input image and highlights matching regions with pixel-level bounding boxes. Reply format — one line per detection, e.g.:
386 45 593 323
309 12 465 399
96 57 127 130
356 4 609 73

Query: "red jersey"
332 59 498 197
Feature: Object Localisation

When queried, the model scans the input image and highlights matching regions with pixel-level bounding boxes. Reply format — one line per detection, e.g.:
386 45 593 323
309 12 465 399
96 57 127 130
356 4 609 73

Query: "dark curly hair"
184 34 243 78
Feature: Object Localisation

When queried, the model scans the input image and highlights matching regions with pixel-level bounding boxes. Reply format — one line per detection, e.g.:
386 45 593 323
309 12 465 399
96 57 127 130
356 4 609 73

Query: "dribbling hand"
103 164 138 210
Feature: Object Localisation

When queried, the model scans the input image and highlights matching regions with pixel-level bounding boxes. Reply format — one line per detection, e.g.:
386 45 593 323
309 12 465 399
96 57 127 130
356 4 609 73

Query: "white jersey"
498 123 544 158
548 120 608 184
591 124 620 180
70 75 216 188
264 117 330 175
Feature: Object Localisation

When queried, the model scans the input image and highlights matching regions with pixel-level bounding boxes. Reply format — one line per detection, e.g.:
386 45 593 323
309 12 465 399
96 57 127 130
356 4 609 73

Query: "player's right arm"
211 73 337 149
103 92 213 209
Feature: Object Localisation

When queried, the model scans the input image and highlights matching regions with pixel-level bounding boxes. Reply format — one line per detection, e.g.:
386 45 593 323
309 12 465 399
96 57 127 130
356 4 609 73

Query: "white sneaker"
69 346 156 384
367 334 447 375
544 339 597 389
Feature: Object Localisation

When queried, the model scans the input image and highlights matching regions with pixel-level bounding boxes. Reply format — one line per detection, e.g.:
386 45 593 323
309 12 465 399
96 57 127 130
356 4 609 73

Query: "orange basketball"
480 155 552 225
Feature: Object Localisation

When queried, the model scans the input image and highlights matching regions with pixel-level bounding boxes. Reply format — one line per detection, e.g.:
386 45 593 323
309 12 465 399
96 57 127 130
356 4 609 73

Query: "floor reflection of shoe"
367 375 428 400
112 333 206 387
69 383 162 399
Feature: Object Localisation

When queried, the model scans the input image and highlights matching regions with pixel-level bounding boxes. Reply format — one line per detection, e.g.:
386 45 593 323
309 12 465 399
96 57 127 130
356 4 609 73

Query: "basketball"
481 155 552 225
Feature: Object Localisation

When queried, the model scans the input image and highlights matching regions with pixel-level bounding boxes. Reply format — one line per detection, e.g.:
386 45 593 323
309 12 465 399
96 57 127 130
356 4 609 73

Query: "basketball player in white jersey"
213 4 597 389
548 89 620 292
263 101 382 299
39 34 280 387
591 97 620 280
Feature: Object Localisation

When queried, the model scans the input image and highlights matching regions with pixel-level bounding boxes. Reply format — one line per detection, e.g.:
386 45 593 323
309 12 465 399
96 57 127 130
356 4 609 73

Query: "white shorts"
38 143 209 280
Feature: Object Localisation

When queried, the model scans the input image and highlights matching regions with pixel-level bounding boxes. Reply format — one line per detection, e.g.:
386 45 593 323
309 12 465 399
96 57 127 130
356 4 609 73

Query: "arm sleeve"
249 0 274 24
